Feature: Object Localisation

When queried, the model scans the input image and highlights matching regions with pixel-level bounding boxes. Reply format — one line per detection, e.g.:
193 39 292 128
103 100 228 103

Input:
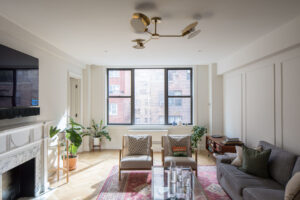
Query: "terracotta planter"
63 155 78 171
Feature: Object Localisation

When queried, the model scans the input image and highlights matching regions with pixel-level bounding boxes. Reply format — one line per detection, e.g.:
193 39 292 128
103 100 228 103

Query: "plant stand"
92 138 101 151
57 140 69 183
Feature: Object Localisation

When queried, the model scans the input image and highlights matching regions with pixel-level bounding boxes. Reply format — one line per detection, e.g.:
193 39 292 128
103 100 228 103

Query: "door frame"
67 71 83 124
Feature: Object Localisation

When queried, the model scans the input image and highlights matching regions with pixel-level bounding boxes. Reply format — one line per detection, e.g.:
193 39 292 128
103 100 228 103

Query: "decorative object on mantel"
50 118 88 171
86 119 111 151
191 125 207 151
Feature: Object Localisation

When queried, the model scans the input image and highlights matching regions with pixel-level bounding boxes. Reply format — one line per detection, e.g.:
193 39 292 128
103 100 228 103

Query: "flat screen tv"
0 44 40 119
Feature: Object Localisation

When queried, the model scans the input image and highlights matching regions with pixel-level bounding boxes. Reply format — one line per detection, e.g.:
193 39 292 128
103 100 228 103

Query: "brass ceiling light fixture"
130 12 201 49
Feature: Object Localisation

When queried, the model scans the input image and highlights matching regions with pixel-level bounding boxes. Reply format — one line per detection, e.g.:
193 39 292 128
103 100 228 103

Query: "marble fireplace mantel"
0 122 48 200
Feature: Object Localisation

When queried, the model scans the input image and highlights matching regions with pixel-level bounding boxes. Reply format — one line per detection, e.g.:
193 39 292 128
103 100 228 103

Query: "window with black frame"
107 69 132 124
167 69 192 125
107 68 192 125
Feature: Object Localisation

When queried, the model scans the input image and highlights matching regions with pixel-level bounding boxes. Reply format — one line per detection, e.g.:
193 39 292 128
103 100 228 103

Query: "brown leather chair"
119 135 153 180
161 135 198 176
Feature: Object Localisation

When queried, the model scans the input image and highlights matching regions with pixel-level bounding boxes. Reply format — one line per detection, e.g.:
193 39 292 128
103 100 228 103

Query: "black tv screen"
0 44 39 119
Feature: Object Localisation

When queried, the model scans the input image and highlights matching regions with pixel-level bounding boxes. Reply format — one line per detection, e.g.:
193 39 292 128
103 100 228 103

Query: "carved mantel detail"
0 122 47 199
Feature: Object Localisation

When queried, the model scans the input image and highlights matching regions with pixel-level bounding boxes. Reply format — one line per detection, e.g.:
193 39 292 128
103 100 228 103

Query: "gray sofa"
216 141 300 200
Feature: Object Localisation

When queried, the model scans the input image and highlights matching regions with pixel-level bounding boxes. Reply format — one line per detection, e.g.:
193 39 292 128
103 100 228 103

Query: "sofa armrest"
215 154 236 165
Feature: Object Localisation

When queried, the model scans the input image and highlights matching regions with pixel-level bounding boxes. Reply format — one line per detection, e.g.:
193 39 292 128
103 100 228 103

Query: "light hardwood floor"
43 150 215 200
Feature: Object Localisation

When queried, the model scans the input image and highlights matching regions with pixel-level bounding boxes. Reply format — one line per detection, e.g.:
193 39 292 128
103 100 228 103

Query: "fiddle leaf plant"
65 118 86 157
191 125 207 149
49 126 61 138
49 117 88 157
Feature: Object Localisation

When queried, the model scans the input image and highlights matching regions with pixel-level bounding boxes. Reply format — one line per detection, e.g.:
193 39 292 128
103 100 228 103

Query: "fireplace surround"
0 122 47 200
2 158 35 200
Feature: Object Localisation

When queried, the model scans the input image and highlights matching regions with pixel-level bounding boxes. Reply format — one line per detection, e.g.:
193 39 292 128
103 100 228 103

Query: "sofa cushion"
164 156 197 169
172 146 188 157
231 146 263 167
285 172 300 200
127 135 150 155
239 146 271 178
243 188 284 200
120 155 152 169
259 141 297 185
167 135 192 157
293 157 300 176
231 146 243 167
219 163 283 195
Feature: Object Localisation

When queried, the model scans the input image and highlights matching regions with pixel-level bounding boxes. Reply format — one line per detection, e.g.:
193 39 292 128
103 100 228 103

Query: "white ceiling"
0 0 299 66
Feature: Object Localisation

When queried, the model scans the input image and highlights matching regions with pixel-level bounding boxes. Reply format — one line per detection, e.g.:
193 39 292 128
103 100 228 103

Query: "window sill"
107 124 194 130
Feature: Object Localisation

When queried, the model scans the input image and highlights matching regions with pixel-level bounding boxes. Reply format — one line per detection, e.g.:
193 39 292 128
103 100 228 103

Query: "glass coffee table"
151 166 208 200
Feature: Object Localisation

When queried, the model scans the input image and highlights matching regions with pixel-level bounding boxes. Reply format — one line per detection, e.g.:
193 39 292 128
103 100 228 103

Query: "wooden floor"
42 150 215 200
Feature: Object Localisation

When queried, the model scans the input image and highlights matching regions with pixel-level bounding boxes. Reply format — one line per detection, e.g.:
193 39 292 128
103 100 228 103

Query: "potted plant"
49 118 88 171
87 119 111 150
191 125 207 151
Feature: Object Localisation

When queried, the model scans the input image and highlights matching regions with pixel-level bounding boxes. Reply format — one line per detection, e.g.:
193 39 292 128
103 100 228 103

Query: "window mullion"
131 69 135 125
164 69 168 125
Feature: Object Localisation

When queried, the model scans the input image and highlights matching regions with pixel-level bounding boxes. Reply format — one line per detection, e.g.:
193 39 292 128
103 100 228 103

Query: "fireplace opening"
2 158 35 200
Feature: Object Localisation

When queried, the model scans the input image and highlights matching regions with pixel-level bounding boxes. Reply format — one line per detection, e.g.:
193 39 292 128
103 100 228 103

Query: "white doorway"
68 75 86 152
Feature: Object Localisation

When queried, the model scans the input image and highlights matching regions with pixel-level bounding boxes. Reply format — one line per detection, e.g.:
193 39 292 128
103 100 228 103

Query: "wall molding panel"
223 46 300 154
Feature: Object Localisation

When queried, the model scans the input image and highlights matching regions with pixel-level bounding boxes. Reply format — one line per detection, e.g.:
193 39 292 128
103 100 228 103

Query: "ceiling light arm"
143 37 152 44
159 34 183 38
146 30 153 35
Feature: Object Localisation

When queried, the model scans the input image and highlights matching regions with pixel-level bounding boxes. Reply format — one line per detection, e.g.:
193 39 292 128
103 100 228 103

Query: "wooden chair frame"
161 136 198 176
119 135 153 181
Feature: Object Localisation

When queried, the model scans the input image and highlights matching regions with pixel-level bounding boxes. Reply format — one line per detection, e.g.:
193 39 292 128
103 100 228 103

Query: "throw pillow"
172 146 187 157
168 135 191 156
231 146 243 166
239 146 271 178
285 172 300 200
231 145 263 167
127 135 149 156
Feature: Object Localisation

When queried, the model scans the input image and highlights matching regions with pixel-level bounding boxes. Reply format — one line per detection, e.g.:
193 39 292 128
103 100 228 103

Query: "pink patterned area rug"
97 166 230 200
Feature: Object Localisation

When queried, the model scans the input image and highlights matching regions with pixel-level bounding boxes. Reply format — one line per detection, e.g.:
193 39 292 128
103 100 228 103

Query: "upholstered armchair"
161 135 198 176
119 135 153 180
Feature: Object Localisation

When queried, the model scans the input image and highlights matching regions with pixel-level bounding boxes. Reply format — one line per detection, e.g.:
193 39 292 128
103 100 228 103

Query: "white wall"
222 45 300 154
208 64 223 135
0 15 85 127
0 15 85 177
221 15 300 154
86 65 210 150
218 15 300 74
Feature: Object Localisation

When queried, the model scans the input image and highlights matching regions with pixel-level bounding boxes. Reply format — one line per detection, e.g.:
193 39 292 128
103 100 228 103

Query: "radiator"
127 130 168 152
